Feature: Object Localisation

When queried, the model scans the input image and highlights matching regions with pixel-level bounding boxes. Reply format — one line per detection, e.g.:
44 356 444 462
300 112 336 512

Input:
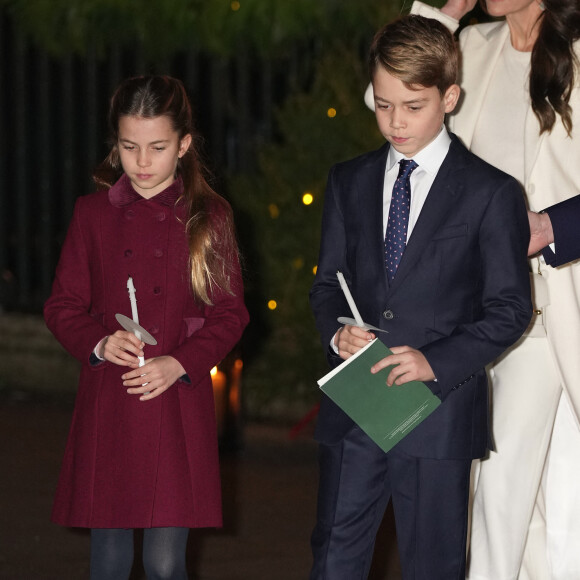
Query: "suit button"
383 309 394 320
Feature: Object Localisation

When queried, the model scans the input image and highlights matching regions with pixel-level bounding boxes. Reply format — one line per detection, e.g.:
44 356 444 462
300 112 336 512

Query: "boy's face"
372 67 460 158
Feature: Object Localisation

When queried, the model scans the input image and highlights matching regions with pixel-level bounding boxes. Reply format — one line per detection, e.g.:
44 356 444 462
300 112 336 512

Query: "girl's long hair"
529 0 580 135
93 75 237 305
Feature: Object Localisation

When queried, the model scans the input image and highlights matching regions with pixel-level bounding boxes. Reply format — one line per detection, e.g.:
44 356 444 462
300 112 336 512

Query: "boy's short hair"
368 14 458 96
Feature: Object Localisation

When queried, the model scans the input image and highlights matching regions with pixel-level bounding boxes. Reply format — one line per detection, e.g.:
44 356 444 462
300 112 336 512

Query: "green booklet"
318 338 441 453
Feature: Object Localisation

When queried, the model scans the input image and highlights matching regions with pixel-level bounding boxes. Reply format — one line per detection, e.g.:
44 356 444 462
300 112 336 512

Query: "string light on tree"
268 300 277 310
231 1 241 11
327 107 337 118
268 203 280 219
302 192 314 205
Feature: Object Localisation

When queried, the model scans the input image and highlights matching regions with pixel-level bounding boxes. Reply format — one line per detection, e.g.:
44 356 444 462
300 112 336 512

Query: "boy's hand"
101 330 144 368
334 325 375 360
371 346 435 386
122 356 186 401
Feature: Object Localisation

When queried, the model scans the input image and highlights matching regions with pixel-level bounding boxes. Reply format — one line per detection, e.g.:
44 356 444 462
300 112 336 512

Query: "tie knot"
398 159 418 180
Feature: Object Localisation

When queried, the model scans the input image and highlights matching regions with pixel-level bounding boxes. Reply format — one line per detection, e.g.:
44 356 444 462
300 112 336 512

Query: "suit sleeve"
310 165 351 368
542 195 580 266
420 178 532 399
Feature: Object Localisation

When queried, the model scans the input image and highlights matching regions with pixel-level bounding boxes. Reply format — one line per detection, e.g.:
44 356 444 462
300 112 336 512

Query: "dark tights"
90 527 189 580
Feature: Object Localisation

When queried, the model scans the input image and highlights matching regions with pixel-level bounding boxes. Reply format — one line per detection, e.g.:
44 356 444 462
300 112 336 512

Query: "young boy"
309 15 532 580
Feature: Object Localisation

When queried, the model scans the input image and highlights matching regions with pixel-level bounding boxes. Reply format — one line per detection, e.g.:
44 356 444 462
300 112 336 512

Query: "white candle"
127 277 140 325
336 271 365 327
127 276 145 368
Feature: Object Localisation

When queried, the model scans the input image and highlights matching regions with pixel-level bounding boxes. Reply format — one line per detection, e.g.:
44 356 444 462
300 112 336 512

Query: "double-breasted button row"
383 309 394 320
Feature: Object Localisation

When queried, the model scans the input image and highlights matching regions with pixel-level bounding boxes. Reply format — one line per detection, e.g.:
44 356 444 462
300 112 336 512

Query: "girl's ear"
178 134 193 158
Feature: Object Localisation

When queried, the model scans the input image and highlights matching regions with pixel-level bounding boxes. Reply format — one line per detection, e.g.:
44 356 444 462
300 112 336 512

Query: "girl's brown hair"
93 75 237 305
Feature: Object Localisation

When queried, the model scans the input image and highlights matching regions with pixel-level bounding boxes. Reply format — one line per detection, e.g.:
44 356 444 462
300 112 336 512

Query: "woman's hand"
122 356 186 401
334 325 375 360
101 330 144 368
440 0 478 21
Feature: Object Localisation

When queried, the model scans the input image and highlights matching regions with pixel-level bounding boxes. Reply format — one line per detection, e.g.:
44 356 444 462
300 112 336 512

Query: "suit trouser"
309 425 471 580
467 333 580 580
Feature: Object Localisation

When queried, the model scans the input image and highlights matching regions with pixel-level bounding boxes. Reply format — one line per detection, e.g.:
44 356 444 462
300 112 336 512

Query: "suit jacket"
310 136 532 460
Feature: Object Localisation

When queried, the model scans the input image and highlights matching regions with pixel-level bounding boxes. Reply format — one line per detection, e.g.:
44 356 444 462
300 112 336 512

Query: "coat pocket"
431 223 468 241
183 317 205 339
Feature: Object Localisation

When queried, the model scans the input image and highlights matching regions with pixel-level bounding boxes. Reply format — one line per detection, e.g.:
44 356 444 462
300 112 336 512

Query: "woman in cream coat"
365 1 580 578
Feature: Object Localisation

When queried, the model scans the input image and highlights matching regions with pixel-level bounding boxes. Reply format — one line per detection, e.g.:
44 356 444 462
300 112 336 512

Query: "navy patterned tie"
384 159 418 281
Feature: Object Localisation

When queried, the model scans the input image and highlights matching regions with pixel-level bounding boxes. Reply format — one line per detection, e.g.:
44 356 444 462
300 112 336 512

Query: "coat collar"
108 173 184 208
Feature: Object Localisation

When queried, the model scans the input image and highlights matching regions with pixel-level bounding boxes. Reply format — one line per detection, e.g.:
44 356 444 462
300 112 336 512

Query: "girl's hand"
101 330 144 368
440 0 478 21
122 356 186 401
370 346 435 386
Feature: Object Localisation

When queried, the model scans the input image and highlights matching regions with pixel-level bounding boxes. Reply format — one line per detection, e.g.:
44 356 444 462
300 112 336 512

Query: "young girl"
44 75 249 579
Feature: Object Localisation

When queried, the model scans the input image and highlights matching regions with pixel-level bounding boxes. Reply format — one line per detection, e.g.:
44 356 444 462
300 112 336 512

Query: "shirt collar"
386 126 452 176
108 173 184 208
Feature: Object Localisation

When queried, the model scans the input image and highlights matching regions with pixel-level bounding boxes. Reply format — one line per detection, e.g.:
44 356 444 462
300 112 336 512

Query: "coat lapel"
388 138 468 294
355 144 390 285
449 23 509 148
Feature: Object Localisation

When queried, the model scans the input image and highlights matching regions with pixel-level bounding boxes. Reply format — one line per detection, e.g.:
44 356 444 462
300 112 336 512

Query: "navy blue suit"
309 136 532 579
543 195 580 267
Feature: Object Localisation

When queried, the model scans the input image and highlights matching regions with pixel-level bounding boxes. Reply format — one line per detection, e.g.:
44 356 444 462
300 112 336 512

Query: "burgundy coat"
45 175 249 529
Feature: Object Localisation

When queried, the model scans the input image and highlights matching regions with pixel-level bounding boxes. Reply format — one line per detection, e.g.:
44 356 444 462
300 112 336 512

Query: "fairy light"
268 203 280 219
302 193 314 205
268 300 278 310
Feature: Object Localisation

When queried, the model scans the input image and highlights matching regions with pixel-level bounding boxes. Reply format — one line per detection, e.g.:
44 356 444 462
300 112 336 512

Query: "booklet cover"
318 338 441 453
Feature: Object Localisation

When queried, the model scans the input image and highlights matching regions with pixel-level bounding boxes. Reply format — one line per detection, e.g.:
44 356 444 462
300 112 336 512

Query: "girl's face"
117 115 191 199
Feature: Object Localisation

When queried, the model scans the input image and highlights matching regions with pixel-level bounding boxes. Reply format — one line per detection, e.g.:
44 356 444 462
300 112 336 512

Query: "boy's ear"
443 84 461 114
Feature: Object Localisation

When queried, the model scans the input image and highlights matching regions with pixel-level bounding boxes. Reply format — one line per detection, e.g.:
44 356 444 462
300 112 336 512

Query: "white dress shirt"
383 126 452 241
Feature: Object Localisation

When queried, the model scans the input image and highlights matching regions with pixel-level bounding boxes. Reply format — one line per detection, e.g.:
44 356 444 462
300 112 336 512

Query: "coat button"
383 309 394 320
124 210 135 220
153 249 163 258
150 326 159 335
124 249 133 258
153 286 162 295
156 212 167 222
